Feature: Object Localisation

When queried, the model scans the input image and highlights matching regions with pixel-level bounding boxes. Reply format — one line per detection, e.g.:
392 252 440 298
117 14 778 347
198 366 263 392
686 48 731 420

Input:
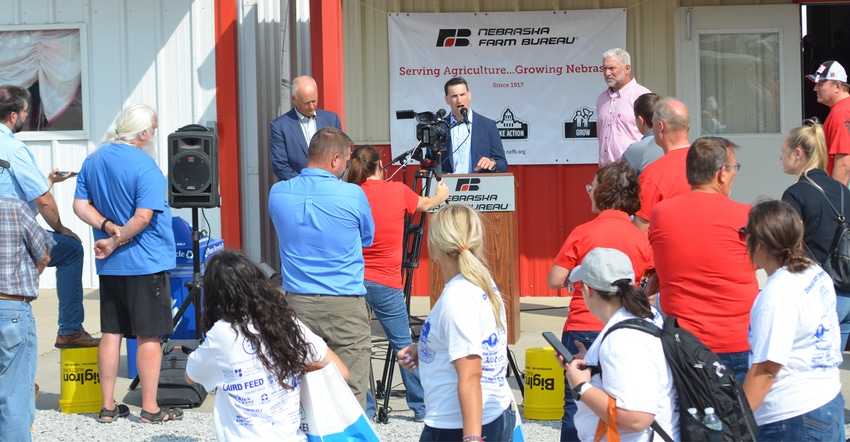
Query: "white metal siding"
0 0 218 288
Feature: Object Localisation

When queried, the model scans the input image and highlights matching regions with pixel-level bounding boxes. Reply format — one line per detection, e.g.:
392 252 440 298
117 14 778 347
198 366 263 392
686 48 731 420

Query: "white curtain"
0 29 81 122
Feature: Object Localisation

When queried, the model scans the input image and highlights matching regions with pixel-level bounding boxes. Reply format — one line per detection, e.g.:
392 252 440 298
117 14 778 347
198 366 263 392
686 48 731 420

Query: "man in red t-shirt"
633 98 692 233
649 136 757 384
807 61 850 185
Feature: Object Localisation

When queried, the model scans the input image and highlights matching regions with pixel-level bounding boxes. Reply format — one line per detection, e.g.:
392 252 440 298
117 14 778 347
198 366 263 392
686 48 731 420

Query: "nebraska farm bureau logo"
436 27 575 47
436 29 471 47
455 178 481 192
449 178 508 211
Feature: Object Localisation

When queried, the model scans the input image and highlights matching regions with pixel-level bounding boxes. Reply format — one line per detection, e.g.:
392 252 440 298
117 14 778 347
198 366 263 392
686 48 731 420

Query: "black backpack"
130 339 208 408
601 316 758 442
802 179 850 291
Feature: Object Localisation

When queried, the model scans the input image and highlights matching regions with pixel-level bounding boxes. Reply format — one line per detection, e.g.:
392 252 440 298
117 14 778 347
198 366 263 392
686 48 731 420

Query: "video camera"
395 108 451 163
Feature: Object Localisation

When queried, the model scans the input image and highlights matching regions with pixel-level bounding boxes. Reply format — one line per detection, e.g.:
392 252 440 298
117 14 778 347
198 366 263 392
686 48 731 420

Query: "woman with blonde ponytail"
742 200 844 440
780 118 850 349
398 204 515 442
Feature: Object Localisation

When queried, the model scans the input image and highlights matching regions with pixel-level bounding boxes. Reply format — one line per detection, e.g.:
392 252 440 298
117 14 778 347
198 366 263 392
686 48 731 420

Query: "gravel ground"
32 408 561 441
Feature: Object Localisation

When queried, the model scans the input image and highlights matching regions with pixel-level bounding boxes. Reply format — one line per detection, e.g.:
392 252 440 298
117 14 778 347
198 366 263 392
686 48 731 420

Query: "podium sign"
429 174 516 212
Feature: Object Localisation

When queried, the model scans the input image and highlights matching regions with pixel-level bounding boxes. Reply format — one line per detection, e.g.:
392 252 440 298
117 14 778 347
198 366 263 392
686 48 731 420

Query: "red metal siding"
375 145 596 297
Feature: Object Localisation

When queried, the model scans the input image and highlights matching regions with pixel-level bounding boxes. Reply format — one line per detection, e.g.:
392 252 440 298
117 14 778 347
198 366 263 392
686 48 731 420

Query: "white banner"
388 10 626 165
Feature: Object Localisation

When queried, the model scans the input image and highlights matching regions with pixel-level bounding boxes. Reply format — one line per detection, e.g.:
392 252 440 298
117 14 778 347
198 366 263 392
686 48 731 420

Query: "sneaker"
55 331 101 348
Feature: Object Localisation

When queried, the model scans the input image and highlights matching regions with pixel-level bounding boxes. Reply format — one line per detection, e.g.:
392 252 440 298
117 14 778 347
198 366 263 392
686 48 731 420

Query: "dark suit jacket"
441 111 508 174
269 108 342 180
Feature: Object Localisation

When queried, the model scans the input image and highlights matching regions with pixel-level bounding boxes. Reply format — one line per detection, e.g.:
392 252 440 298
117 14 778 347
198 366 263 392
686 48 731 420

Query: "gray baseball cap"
569 248 634 292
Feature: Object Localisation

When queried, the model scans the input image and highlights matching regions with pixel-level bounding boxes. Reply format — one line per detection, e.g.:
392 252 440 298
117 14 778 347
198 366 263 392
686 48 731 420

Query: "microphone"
386 147 417 167
460 107 469 124
396 110 416 120
0 159 9 170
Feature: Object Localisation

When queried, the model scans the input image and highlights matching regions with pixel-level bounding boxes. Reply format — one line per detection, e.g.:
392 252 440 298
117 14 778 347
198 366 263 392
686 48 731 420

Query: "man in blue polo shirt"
269 126 375 409
0 84 98 349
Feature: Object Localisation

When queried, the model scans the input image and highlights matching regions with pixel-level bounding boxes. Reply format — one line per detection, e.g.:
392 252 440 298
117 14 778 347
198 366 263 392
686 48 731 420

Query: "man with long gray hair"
73 104 182 423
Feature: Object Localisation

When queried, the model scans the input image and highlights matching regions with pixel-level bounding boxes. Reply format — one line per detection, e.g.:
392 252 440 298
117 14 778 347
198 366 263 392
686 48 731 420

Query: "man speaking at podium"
440 77 508 174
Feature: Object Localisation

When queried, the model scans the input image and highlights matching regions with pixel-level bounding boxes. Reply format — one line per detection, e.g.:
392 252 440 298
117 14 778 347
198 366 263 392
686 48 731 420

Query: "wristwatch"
572 382 592 401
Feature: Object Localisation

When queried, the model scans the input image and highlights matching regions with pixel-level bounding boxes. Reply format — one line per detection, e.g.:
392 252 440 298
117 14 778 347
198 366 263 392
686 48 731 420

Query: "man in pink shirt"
596 48 651 166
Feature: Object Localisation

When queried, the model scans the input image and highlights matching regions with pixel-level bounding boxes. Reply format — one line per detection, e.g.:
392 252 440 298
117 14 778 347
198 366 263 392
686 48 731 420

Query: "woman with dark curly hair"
546 160 654 441
185 250 348 441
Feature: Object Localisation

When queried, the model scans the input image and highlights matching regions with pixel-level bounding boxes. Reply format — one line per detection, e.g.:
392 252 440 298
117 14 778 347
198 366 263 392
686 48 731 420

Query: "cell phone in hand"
57 171 78 177
542 331 574 363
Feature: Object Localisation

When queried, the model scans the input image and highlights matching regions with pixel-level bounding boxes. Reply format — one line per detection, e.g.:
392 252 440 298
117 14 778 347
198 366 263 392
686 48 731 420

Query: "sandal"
140 407 183 423
96 403 130 423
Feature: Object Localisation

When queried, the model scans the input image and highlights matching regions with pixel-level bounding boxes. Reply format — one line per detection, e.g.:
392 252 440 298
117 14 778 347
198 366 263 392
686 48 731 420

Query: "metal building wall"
344 0 789 297
0 0 218 288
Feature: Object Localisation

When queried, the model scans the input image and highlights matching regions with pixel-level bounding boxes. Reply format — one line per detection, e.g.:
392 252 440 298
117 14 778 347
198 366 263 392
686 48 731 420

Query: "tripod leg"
377 342 395 424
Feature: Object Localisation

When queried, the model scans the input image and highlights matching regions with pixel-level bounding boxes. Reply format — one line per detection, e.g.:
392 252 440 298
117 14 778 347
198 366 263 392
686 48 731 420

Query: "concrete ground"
31 289 850 433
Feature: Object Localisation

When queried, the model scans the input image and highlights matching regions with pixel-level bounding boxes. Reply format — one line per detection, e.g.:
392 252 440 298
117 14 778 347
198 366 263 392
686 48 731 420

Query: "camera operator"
441 77 508 174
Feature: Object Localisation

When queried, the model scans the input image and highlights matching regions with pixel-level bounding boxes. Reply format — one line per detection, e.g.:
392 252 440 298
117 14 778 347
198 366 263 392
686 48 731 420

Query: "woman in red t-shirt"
346 145 448 420
546 160 653 441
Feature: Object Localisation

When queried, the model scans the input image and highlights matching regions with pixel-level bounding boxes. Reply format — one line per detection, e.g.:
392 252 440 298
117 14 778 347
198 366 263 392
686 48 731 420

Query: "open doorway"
802 4 850 122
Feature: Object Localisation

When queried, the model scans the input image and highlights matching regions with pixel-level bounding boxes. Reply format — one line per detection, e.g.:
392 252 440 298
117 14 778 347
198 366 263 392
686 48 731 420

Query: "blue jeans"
834 290 850 351
716 350 749 386
560 331 600 442
49 231 85 335
757 393 845 441
419 404 515 441
0 299 37 441
364 280 426 419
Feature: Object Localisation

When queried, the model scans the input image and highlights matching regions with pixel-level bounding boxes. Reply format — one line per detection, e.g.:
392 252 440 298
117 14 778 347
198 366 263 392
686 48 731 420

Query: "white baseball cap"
569 248 634 292
806 60 848 83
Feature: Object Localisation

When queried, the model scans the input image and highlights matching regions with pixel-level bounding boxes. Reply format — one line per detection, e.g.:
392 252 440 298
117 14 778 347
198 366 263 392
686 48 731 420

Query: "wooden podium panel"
428 174 521 344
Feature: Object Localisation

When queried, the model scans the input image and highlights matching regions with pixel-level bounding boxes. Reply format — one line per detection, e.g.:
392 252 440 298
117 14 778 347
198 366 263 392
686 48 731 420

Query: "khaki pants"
286 293 371 410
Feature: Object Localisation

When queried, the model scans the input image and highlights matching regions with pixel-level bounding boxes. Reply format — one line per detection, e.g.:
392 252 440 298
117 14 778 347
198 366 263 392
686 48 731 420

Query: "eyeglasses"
585 184 593 194
738 227 748 242
725 163 741 172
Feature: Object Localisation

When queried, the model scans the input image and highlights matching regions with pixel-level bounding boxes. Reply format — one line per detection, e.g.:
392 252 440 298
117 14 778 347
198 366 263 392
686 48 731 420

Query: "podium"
428 173 521 344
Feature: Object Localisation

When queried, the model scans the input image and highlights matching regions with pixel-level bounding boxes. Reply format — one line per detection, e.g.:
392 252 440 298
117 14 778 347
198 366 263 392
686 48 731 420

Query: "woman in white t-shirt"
742 200 844 441
397 204 515 442
560 248 677 442
185 250 348 441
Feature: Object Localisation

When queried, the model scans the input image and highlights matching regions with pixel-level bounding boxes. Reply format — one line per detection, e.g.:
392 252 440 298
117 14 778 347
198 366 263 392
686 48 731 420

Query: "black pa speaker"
168 124 220 208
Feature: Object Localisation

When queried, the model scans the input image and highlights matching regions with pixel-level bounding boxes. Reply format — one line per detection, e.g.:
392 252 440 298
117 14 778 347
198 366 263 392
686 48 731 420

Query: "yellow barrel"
523 346 565 420
58 347 101 414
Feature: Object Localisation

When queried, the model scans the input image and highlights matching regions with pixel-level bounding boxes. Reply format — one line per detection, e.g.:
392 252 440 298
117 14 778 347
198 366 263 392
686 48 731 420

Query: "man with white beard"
0 85 99 349
73 104 182 424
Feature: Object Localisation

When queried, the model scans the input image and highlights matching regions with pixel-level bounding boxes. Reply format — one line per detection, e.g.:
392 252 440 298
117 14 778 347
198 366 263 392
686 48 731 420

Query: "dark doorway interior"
802 4 850 123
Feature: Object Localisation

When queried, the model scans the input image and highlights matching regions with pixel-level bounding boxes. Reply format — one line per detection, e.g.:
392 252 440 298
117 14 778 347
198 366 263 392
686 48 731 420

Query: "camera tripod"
373 163 439 424
128 207 205 390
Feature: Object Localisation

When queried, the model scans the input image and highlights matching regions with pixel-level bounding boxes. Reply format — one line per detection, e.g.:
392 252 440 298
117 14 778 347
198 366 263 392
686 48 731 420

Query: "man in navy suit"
270 76 342 180
440 77 508 174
